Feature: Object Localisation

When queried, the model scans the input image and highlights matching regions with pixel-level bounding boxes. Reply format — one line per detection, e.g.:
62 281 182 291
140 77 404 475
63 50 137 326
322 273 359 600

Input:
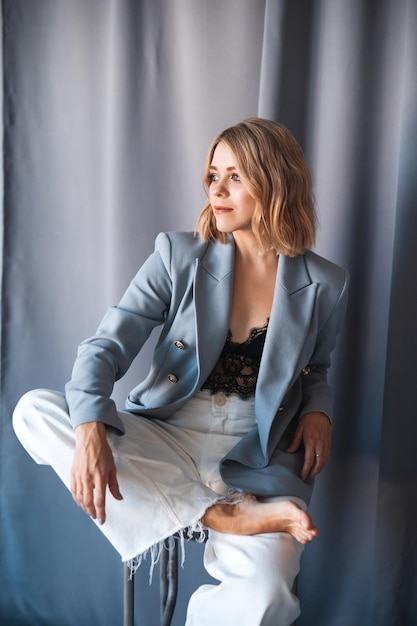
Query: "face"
208 141 257 235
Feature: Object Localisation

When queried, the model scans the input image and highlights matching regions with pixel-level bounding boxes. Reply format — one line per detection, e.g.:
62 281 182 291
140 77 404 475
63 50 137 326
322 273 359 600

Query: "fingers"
71 474 108 524
108 469 124 502
301 446 329 481
87 485 106 524
72 466 123 524
70 422 123 525
288 412 331 481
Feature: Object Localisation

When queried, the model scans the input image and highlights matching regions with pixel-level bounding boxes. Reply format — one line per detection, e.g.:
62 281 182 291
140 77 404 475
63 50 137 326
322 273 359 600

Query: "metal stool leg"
160 536 179 626
123 561 134 626
122 536 179 626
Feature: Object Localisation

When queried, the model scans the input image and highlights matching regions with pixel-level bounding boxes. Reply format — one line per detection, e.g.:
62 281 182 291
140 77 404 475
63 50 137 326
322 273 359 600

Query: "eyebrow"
209 165 237 171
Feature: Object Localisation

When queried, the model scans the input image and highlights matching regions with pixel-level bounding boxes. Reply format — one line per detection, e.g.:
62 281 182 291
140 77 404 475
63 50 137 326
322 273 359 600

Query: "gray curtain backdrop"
1 0 416 624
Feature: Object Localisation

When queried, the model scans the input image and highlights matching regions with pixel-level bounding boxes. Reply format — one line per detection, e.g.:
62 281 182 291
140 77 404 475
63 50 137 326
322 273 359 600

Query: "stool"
123 535 179 626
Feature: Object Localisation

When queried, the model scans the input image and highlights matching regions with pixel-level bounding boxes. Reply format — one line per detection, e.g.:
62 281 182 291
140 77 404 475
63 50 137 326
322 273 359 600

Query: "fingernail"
97 519 104 525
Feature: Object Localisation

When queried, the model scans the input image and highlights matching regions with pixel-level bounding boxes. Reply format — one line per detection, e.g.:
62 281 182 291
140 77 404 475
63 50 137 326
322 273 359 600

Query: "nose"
211 178 228 197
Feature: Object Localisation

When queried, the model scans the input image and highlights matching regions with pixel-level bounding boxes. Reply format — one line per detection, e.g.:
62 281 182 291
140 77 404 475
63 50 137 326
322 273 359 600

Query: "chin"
213 221 230 233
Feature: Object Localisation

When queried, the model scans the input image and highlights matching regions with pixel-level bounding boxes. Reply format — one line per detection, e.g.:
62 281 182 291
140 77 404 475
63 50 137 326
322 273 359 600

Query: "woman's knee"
13 389 41 435
14 388 57 428
13 389 68 460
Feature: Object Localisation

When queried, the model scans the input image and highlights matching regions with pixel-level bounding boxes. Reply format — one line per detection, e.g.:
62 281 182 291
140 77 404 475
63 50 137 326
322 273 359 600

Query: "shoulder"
303 250 348 291
154 231 233 273
154 231 208 259
302 251 349 320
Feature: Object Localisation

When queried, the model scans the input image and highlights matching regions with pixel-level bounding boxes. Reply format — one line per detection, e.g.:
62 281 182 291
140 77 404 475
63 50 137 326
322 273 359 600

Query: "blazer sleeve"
65 233 174 432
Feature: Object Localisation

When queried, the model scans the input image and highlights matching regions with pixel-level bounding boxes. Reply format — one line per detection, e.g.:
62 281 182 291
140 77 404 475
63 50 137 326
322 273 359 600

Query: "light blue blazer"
65 232 349 503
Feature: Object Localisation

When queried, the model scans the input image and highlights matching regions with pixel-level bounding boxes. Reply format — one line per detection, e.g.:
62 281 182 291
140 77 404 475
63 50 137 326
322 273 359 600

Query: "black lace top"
201 321 268 399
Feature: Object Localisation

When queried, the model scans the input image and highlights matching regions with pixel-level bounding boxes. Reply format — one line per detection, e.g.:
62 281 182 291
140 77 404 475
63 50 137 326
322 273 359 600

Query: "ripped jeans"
13 389 305 626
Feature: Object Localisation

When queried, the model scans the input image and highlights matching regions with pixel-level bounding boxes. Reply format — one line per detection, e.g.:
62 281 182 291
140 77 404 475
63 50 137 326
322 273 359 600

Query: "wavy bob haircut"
196 118 316 256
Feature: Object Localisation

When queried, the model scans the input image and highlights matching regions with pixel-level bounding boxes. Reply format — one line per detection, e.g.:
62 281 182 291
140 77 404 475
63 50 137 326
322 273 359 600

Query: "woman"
13 118 348 625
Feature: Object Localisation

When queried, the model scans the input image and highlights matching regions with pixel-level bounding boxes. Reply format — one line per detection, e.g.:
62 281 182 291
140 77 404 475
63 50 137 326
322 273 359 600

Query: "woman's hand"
70 422 123 524
287 412 331 481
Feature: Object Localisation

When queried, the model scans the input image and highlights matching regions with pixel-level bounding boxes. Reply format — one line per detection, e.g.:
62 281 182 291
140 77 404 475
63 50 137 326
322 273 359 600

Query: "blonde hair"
196 118 316 256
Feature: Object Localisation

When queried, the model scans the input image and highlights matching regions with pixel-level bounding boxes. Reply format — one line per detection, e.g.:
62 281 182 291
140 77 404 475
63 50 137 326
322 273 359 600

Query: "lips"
214 206 233 214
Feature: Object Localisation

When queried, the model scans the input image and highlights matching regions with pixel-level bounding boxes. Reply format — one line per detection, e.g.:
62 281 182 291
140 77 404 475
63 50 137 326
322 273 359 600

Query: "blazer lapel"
255 254 318 455
193 238 235 385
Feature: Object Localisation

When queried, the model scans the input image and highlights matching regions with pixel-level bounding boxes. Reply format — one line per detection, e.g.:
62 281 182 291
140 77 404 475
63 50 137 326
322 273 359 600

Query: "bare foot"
202 494 318 544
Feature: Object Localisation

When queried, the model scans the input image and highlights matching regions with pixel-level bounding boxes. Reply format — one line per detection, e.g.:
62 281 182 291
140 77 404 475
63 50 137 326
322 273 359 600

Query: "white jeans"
13 388 305 626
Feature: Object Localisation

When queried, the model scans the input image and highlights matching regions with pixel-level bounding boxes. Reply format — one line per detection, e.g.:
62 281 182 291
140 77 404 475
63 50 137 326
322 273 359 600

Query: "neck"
232 232 277 264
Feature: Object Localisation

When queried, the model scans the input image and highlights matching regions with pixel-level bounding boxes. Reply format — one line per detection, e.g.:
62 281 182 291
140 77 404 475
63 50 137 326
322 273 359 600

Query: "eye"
231 173 241 182
208 172 219 183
